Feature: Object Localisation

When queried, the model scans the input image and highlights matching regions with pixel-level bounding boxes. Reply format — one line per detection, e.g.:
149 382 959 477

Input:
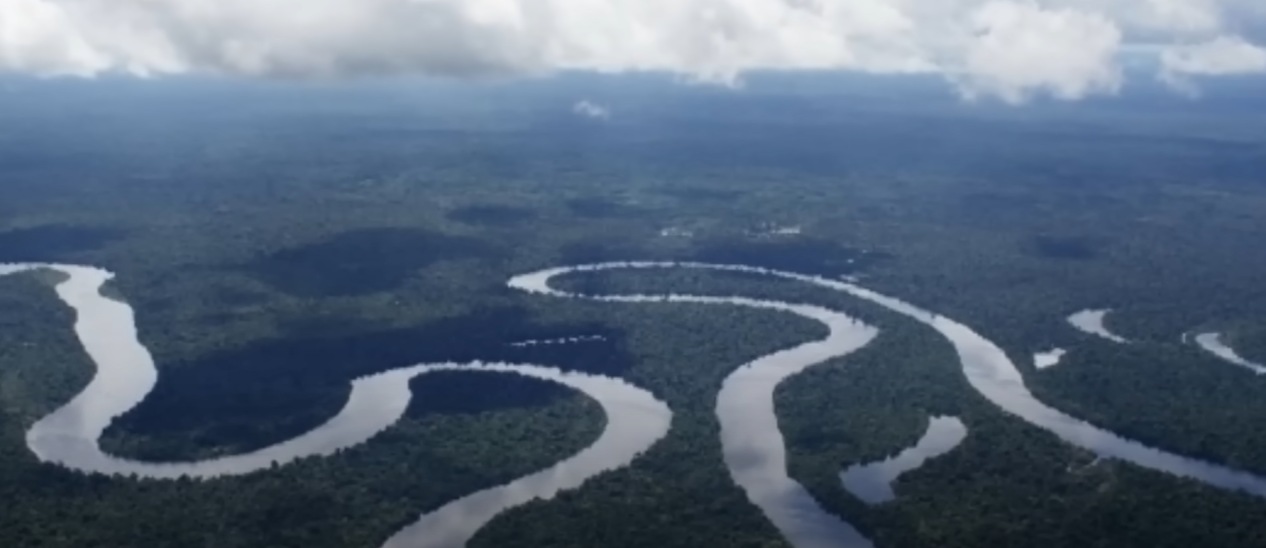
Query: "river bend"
514 262 1266 505
9 259 1266 548
2 262 671 548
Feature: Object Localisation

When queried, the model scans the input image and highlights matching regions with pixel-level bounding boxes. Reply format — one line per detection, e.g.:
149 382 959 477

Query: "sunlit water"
510 265 880 548
2 262 671 548
839 416 967 504
10 259 1266 548
513 261 1266 548
509 335 607 347
1033 348 1067 370
1194 333 1266 375
1068 309 1129 343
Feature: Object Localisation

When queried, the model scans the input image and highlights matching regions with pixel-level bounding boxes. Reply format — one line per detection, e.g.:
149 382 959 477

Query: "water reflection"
383 366 671 548
509 335 607 347
1033 348 1067 370
17 258 1266 548
802 270 1266 498
522 262 1266 513
840 416 967 505
3 263 670 548
512 266 881 548
1194 333 1266 375
1068 309 1128 343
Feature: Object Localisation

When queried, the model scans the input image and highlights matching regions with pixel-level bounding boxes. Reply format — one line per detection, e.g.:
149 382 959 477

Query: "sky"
2 0 1264 103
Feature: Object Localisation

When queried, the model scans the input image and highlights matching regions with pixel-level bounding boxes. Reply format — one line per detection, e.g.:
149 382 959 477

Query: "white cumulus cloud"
0 0 1264 103
1162 35 1266 76
1158 35 1266 94
573 100 611 119
955 1 1122 103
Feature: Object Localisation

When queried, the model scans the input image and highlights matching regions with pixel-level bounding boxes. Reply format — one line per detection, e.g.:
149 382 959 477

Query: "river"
4 262 671 548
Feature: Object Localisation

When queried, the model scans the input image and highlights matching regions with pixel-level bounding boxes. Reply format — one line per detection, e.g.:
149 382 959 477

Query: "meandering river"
8 259 1266 548
510 264 882 548
840 416 967 504
1194 333 1266 375
2 262 671 548
512 261 1266 547
1068 309 1128 343
516 263 1266 529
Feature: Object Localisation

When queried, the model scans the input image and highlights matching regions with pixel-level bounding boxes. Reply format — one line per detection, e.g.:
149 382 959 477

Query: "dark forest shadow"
687 236 892 277
0 224 127 263
407 370 577 416
446 204 539 227
1027 234 1102 261
557 239 651 266
651 185 742 203
564 197 647 219
246 227 495 297
102 306 630 461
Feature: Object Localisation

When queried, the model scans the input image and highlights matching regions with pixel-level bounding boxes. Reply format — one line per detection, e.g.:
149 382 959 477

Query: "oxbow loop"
6 260 1266 548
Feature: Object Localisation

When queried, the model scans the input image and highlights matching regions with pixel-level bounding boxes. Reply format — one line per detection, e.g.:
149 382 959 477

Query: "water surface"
15 258 1266 548
521 262 1266 503
1033 348 1067 370
511 264 881 548
1194 333 1266 375
840 416 967 504
3 262 671 548
510 335 607 347
1068 309 1129 343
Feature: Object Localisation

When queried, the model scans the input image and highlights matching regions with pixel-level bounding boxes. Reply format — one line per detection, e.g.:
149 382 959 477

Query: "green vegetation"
2 76 1266 547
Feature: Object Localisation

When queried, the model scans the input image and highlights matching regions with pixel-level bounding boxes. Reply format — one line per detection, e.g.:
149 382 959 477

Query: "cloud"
1158 35 1266 94
1162 35 1266 76
954 1 1122 103
1 0 1264 103
572 100 611 119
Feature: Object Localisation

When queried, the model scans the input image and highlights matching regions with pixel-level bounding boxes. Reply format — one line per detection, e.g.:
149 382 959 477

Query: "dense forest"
1 75 1266 547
